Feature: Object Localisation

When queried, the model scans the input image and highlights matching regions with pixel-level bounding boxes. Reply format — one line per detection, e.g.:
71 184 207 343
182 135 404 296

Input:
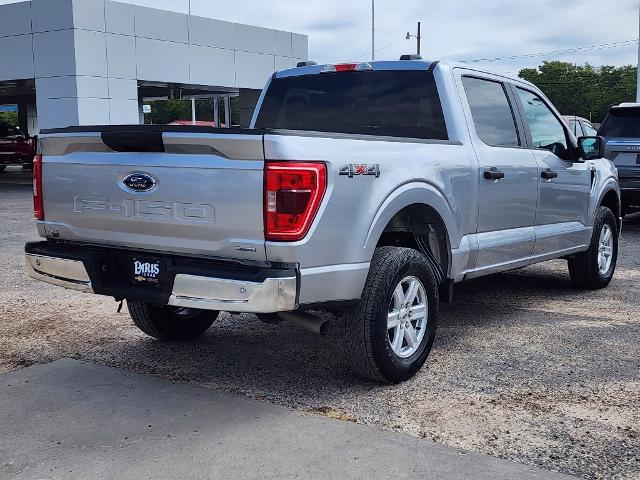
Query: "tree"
0 111 18 127
518 61 637 122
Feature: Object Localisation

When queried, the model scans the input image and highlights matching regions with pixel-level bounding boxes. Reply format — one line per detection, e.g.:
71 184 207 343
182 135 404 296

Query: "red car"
0 123 35 172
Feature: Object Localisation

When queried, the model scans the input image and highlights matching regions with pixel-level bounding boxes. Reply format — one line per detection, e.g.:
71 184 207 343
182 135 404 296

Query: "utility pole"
371 0 375 61
637 1 640 101
406 22 422 56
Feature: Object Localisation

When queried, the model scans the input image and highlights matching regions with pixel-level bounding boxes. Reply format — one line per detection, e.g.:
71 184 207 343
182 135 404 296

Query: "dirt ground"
1 169 638 480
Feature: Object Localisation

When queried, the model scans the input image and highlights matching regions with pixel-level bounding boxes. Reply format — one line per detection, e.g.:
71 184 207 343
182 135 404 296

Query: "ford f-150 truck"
25 59 621 383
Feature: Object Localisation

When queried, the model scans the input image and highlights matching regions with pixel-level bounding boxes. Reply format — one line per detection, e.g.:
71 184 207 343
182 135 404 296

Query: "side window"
582 121 598 136
517 88 570 159
462 76 520 147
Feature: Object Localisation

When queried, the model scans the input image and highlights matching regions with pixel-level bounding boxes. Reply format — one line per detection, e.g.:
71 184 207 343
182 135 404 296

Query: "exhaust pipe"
279 312 332 336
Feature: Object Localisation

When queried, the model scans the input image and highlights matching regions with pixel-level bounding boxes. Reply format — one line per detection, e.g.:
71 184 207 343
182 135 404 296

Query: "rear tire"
127 301 218 341
568 206 618 290
341 247 439 383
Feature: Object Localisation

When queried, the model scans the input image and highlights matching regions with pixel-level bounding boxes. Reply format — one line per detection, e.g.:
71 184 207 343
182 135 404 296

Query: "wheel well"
601 190 621 227
376 204 450 284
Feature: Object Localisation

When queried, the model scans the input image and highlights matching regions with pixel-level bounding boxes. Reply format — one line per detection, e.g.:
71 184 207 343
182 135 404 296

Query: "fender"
591 177 621 224
363 180 461 276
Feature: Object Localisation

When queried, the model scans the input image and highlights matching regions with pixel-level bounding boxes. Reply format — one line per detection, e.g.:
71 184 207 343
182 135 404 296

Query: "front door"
514 88 592 258
459 74 539 275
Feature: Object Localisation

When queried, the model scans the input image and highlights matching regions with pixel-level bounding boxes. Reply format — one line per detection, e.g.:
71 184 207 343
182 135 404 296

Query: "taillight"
33 154 44 221
265 162 327 241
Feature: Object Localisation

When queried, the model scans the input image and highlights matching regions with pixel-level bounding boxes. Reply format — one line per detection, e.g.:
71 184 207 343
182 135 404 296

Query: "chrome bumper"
26 254 93 292
25 253 297 313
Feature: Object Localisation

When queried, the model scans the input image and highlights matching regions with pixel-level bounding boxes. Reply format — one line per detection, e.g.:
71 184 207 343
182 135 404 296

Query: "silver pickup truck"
26 59 620 383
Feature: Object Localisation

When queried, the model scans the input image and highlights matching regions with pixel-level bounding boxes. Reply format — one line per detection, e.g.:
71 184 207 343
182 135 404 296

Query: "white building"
0 0 309 132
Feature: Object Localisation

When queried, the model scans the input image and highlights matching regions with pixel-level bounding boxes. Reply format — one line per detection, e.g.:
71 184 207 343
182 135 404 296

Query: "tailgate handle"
101 131 165 153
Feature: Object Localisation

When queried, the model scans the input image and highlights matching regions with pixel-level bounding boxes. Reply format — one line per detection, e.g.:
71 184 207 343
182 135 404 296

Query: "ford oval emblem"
122 173 157 193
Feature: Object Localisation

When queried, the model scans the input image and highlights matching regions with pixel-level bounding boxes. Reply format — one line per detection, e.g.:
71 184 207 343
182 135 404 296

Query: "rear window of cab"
255 70 449 140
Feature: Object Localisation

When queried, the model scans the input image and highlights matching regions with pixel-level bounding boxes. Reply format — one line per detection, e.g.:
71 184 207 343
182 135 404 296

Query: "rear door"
458 73 538 275
39 128 267 262
513 87 592 257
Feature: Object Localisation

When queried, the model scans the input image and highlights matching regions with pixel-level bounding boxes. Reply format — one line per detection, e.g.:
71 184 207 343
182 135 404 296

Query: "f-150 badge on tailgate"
73 197 215 224
339 164 380 178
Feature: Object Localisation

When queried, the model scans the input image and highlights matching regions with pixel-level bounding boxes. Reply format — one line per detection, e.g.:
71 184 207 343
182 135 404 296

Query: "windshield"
255 70 448 140
599 107 640 138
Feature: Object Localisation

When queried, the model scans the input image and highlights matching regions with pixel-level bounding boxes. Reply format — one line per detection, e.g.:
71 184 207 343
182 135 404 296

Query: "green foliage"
145 97 240 126
0 111 18 127
518 61 637 123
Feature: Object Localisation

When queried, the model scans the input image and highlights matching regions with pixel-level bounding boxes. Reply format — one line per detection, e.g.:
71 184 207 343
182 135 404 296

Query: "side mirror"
578 136 605 161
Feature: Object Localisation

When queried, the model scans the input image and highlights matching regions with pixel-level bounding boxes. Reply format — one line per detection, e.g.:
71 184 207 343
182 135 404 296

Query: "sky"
1 0 638 76
210 0 640 76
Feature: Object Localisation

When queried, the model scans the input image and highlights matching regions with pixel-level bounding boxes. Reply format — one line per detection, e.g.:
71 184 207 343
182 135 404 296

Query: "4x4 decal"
339 164 381 178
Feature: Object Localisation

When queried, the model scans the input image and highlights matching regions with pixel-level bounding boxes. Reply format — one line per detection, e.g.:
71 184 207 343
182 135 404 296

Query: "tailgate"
604 138 640 180
39 127 267 262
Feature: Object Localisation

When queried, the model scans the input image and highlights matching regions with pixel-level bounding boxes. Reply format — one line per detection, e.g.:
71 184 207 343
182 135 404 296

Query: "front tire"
341 247 439 383
127 301 219 341
568 206 618 289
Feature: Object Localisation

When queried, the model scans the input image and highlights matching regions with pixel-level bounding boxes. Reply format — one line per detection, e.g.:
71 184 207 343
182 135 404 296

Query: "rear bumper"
25 242 297 313
167 274 297 313
618 167 640 204
620 185 640 204
26 254 93 292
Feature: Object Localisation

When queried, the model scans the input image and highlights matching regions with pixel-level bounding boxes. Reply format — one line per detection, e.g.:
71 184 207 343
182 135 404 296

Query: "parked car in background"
598 103 640 215
563 115 599 138
0 123 35 172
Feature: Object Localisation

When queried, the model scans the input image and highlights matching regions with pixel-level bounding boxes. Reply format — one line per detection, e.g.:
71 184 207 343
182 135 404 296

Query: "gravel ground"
1 169 639 480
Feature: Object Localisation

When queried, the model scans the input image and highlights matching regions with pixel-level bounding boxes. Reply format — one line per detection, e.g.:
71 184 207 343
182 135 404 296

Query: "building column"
33 0 139 130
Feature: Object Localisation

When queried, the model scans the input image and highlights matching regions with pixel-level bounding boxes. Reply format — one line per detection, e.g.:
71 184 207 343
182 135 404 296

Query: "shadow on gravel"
94 264 598 395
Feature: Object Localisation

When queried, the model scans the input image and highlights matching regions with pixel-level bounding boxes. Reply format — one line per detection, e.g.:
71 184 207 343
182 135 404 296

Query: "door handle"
541 169 558 180
484 168 505 180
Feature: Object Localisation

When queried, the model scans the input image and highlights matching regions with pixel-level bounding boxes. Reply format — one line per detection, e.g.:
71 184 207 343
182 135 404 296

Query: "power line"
347 37 638 65
349 37 407 61
461 39 639 63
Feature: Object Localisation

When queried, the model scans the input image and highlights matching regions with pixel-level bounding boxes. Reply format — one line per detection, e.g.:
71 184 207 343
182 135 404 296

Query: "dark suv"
599 103 640 214
0 123 35 172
